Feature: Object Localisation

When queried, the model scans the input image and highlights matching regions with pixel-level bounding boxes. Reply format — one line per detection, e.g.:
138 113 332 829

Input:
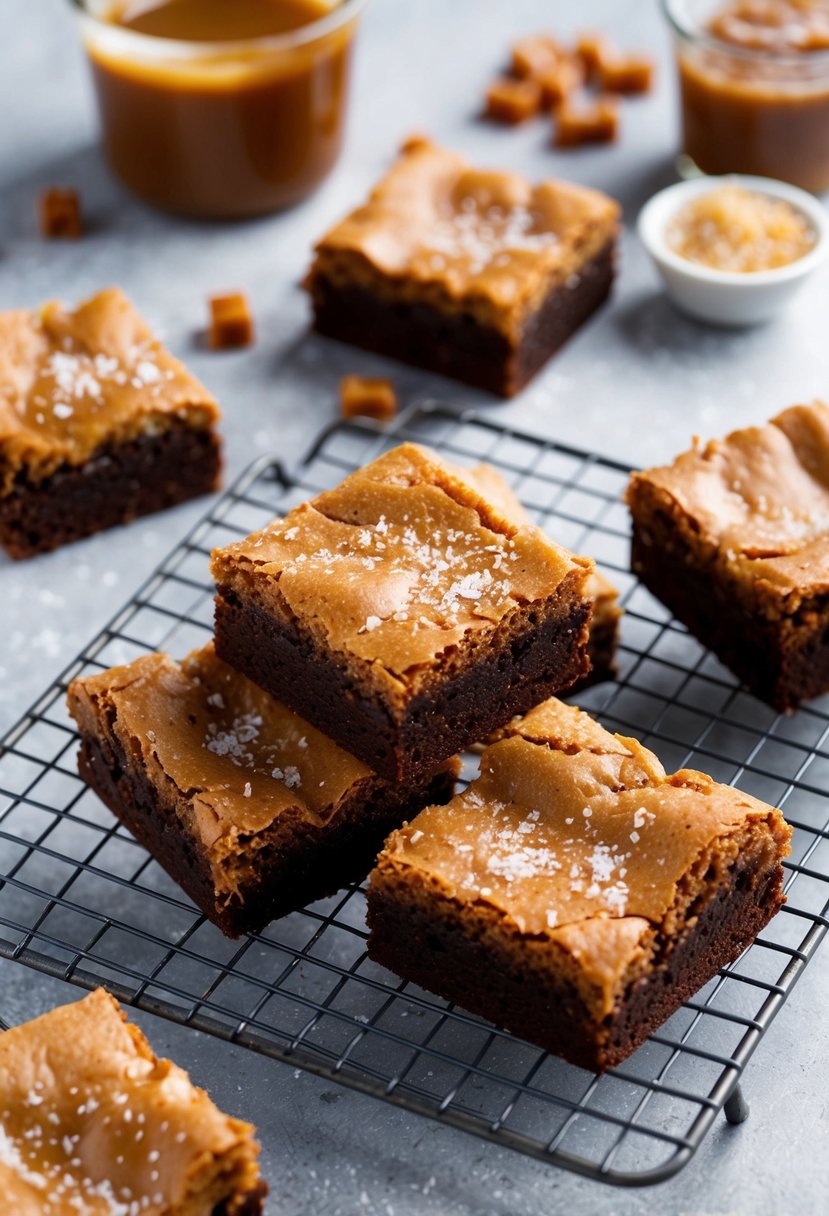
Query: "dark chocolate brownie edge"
629 509 829 712
213 1181 268 1216
213 585 591 784
308 240 616 397
366 853 785 1072
77 730 456 939
572 614 619 692
0 425 222 560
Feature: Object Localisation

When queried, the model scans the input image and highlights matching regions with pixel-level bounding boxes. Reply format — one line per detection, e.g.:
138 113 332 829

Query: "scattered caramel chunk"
511 34 562 80
598 54 654 95
666 184 816 272
555 96 619 147
339 375 398 422
538 57 584 107
576 32 609 81
485 76 543 123
491 28 652 144
208 292 254 349
38 187 82 239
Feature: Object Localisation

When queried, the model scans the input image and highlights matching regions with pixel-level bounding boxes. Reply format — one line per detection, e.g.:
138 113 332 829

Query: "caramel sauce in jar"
76 0 366 218
664 0 829 192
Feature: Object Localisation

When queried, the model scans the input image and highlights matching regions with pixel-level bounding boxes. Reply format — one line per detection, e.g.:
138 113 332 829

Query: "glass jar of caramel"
72 0 367 219
663 0 829 193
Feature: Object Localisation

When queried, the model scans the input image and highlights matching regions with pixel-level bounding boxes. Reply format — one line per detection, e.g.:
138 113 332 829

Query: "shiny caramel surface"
0 988 262 1215
709 0 829 52
0 287 218 491
87 0 357 216
114 0 335 41
675 1 829 189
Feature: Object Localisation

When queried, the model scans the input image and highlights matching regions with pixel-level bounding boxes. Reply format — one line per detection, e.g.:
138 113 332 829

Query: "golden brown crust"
307 138 620 341
372 698 791 1018
461 460 621 634
0 988 263 1215
210 442 592 705
626 401 829 607
0 287 220 491
67 643 378 858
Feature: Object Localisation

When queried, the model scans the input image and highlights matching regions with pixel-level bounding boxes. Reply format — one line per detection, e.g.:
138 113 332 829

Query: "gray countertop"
1 1 828 1212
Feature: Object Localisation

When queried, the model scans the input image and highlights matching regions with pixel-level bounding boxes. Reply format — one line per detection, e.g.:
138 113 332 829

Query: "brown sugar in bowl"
71 0 367 219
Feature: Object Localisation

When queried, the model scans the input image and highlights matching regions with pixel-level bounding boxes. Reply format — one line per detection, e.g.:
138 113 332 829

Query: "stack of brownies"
68 442 596 936
69 439 792 1072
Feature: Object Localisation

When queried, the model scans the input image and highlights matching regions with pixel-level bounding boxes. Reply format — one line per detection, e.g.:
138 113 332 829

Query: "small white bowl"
637 174 828 327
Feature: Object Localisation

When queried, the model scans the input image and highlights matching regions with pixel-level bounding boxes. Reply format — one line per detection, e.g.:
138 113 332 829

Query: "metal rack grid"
1 403 827 1188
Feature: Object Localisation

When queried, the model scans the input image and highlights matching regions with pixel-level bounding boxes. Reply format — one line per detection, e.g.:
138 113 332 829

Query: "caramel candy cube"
537 55 584 107
38 187 82 239
339 375 398 422
511 34 562 80
598 54 654 95
485 76 543 124
554 96 619 147
209 292 254 349
576 33 609 81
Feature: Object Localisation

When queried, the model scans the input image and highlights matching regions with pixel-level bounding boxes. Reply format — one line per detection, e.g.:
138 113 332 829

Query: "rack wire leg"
723 1082 749 1125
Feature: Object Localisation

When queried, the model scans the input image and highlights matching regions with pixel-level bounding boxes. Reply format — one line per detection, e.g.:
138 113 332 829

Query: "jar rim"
661 0 829 67
70 0 369 57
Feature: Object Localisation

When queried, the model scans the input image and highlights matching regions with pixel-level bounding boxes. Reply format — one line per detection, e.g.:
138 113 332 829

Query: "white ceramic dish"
637 174 828 327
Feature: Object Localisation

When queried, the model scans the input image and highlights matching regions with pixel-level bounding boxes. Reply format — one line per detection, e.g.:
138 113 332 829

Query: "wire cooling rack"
1 403 828 1188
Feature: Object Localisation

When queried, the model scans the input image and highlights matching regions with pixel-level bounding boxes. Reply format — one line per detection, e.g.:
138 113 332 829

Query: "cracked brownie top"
0 287 219 490
627 401 829 598
210 442 592 697
67 643 378 852
308 136 620 336
0 988 263 1216
375 698 790 1013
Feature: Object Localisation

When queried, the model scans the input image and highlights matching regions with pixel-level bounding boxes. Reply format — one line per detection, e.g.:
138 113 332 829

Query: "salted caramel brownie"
0 987 265 1214
0 287 221 559
305 137 620 397
68 643 457 937
367 699 791 1071
627 402 829 711
463 461 621 686
211 442 593 784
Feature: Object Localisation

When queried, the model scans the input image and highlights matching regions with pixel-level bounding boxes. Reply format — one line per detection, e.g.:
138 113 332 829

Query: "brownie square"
67 643 457 938
305 136 620 397
0 987 265 1213
0 287 221 558
627 401 829 711
367 698 791 1072
211 442 594 784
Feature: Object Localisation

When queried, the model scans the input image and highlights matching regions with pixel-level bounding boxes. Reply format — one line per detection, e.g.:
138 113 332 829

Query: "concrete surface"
1 0 828 1212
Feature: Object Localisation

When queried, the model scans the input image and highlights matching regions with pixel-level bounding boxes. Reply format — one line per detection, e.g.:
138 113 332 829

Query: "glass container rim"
69 0 369 57
661 0 829 68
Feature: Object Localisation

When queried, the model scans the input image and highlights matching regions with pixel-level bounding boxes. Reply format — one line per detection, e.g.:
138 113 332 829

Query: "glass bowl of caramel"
72 0 368 219
663 0 829 193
